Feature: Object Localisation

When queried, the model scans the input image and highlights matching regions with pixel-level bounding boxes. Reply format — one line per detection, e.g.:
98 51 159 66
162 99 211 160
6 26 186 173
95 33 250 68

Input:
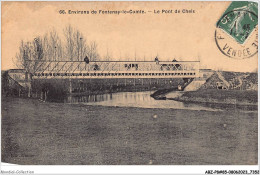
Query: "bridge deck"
30 60 200 79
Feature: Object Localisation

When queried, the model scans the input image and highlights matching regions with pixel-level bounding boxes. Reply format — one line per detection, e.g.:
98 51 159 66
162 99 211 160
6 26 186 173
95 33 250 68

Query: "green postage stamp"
215 1 258 59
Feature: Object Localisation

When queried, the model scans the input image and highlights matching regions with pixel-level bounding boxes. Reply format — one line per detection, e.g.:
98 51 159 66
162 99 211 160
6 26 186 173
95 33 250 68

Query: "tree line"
14 25 100 72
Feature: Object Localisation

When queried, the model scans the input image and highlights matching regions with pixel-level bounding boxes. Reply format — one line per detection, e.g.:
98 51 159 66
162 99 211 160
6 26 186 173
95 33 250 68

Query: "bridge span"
30 60 200 79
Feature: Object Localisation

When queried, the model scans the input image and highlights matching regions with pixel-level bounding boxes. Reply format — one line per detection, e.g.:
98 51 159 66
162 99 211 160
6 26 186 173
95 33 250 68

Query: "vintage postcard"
1 0 259 174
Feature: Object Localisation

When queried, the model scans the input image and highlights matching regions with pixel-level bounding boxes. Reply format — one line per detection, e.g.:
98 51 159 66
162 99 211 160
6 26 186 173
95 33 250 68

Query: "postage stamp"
215 1 258 59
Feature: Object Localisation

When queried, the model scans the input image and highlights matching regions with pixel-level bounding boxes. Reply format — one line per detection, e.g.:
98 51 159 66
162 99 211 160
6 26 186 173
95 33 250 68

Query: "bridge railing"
29 60 200 79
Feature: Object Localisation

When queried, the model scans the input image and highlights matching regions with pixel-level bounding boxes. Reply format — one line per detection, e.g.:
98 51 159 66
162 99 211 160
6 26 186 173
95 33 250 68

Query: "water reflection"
65 93 113 103
65 91 224 111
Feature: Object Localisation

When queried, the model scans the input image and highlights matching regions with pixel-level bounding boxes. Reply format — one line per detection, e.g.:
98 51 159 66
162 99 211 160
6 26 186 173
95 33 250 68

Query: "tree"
88 41 100 61
31 37 44 72
13 40 28 70
73 30 89 61
13 37 44 73
63 24 95 61
63 25 75 60
13 24 101 71
43 29 63 61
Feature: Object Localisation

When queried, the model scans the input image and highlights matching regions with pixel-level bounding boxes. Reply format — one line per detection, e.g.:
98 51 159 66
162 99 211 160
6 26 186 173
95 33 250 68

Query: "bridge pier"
45 91 47 101
41 91 43 100
28 86 31 97
69 78 72 94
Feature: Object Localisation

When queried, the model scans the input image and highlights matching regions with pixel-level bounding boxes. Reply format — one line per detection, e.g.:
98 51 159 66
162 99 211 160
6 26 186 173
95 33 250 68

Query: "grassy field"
1 97 258 165
175 89 258 105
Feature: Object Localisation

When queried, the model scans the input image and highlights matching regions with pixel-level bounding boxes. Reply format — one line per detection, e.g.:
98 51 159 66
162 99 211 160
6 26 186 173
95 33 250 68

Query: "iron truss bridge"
29 60 200 79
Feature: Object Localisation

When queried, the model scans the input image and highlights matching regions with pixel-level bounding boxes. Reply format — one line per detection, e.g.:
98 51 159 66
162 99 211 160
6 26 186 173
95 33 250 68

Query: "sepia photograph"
1 0 258 170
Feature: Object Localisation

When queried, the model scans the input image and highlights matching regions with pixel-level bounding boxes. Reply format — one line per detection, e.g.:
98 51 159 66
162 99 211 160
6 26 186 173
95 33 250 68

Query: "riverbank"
2 97 257 165
150 88 177 100
170 89 257 106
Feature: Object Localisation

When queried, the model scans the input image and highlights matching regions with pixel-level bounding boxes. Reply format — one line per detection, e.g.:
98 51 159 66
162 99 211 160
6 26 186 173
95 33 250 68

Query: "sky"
1 1 258 72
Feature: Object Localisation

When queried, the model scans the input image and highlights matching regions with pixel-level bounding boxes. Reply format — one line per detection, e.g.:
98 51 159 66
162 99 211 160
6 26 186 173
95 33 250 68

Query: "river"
64 91 257 112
